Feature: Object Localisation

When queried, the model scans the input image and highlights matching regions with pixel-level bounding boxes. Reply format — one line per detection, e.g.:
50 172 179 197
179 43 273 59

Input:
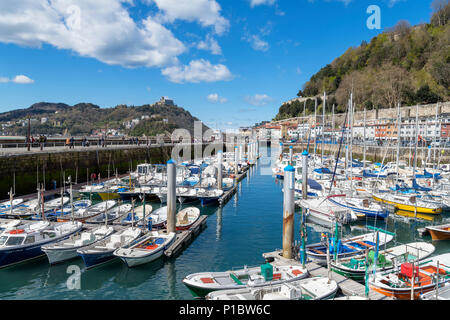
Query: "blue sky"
0 0 436 130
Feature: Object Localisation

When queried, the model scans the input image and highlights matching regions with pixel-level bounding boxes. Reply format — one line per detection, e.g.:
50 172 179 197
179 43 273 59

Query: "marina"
0 139 449 300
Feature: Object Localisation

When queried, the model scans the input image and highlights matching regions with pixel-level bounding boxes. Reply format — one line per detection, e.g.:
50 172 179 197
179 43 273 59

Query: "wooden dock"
217 165 249 207
164 215 208 258
263 250 393 300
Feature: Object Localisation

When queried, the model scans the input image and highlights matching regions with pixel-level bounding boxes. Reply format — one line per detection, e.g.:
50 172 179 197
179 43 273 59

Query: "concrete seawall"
285 143 450 165
0 142 230 200
0 146 175 200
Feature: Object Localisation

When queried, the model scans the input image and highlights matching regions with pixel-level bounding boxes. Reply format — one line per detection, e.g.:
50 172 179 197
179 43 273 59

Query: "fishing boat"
327 195 390 220
0 219 22 231
197 189 224 206
222 178 234 191
45 199 92 220
176 207 200 230
115 204 153 226
113 230 176 268
0 198 23 211
205 276 338 300
306 230 394 265
298 197 358 226
182 262 308 298
78 184 105 201
420 282 450 300
0 221 82 268
331 242 435 281
372 193 443 214
77 226 142 269
177 188 199 204
137 205 166 229
42 225 116 264
84 203 132 224
425 224 450 241
57 200 117 223
368 253 450 300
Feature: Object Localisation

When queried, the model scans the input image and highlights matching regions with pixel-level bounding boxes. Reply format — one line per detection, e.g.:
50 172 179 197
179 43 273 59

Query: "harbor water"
0 146 449 300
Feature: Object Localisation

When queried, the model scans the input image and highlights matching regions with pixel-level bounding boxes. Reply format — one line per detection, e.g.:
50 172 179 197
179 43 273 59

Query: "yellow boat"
372 194 442 215
394 210 437 221
98 192 121 201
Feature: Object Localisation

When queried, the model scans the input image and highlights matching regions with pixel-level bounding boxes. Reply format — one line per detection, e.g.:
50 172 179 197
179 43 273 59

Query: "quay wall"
286 143 450 165
0 143 225 200
274 101 450 125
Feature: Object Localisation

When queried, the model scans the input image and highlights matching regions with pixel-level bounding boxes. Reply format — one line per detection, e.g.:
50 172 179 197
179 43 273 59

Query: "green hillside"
0 101 208 137
275 1 449 121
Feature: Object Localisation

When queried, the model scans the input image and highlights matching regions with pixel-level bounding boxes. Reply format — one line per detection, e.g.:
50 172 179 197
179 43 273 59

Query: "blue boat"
328 196 390 220
77 227 142 269
0 221 82 269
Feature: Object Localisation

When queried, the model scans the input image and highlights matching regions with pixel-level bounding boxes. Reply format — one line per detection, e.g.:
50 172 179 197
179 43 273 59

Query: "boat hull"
79 251 116 269
372 195 442 214
98 192 120 201
426 227 450 241
43 248 79 265
0 228 81 269
369 283 440 300
120 249 165 268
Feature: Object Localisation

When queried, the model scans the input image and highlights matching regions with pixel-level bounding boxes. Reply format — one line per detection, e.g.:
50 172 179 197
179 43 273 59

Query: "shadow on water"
113 258 165 289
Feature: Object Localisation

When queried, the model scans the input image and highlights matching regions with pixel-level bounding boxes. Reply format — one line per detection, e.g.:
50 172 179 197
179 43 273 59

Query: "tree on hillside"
373 64 414 108
431 0 450 26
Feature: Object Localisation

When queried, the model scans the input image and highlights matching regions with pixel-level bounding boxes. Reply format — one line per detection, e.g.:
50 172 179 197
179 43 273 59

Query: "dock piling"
167 159 177 233
282 164 295 259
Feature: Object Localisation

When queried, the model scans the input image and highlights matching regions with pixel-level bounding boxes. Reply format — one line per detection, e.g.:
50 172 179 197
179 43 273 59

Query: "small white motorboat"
176 207 200 230
183 262 309 298
206 276 338 300
113 230 176 268
42 225 116 264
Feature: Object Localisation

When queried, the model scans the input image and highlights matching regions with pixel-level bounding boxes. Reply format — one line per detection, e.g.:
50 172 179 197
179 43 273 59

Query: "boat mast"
332 104 335 144
314 97 317 159
363 108 366 170
70 177 74 223
396 102 401 185
322 91 326 165
413 104 419 180
433 102 439 170
350 95 354 193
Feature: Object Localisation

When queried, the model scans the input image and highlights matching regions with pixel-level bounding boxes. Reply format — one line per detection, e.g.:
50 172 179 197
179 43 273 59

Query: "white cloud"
247 35 269 51
207 93 227 103
152 0 230 34
0 0 186 68
12 75 35 84
245 94 273 106
197 34 222 55
162 59 233 83
250 0 276 7
0 75 35 84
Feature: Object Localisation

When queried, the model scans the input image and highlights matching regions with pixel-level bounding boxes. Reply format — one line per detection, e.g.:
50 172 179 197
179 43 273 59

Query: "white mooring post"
234 146 239 176
282 164 295 259
289 146 293 165
217 150 223 191
166 159 177 233
302 150 308 200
